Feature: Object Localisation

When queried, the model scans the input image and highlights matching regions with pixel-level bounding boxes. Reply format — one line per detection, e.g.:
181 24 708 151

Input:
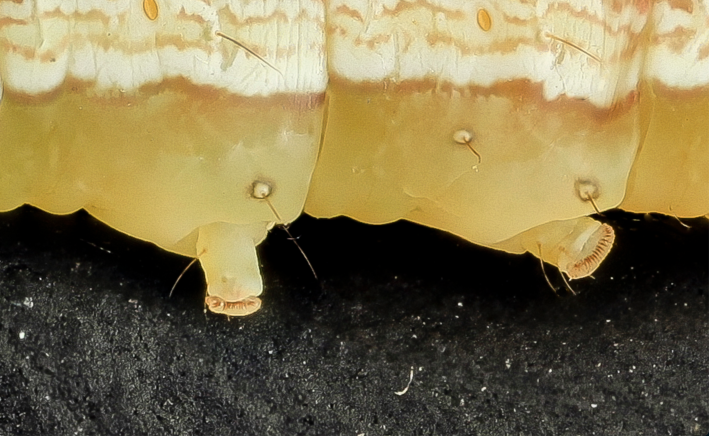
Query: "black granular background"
0 205 707 436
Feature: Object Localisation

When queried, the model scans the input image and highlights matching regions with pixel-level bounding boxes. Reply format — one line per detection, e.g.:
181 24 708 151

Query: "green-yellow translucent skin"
306 79 639 246
0 87 325 312
304 80 708 276
620 85 709 216
0 88 323 255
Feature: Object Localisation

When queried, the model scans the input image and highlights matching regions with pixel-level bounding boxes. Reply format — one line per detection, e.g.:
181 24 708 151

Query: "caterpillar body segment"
305 0 707 283
0 0 328 315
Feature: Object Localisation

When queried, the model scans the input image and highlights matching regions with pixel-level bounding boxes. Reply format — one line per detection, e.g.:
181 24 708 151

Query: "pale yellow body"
0 0 706 315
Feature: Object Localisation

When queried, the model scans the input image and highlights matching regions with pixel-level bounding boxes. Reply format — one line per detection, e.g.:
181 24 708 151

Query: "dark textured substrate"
0 206 707 435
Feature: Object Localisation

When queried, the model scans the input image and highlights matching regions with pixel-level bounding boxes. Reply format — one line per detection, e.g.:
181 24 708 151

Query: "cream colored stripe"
0 0 328 96
0 0 706 100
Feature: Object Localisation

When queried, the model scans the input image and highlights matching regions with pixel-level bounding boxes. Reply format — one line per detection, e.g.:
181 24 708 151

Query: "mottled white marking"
326 0 707 106
0 0 327 96
1 0 706 101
